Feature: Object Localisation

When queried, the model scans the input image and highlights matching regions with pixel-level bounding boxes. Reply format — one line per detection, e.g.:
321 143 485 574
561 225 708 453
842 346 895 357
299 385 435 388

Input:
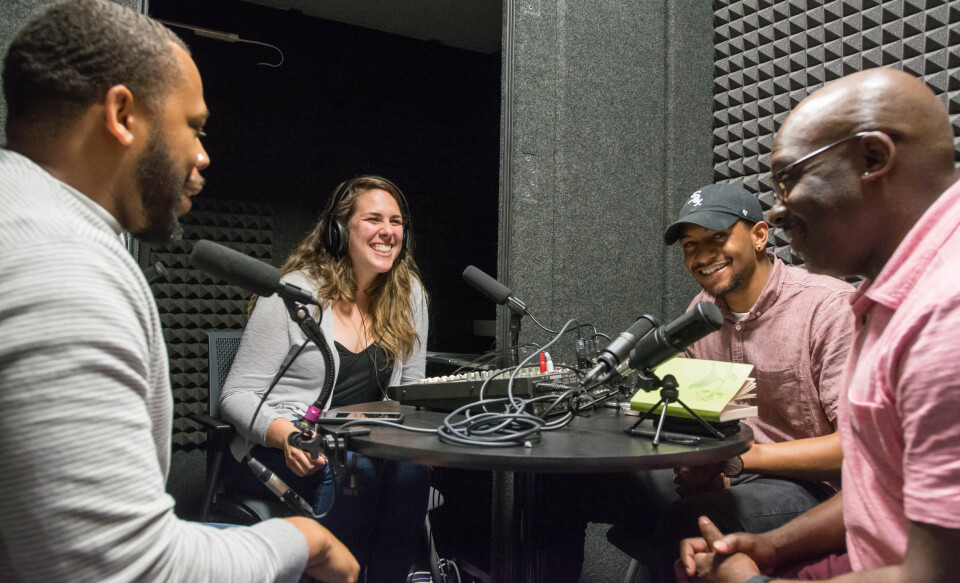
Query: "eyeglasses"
771 131 872 204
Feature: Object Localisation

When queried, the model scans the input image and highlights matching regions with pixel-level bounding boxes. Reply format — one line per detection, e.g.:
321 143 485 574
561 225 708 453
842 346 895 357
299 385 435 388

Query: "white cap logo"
742 209 748 216
689 191 703 207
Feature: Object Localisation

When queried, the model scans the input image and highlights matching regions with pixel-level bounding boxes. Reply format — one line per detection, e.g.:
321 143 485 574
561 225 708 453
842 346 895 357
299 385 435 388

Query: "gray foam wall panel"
713 0 960 265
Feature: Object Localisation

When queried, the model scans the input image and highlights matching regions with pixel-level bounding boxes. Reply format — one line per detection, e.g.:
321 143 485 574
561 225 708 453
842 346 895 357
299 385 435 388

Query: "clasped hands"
675 516 778 583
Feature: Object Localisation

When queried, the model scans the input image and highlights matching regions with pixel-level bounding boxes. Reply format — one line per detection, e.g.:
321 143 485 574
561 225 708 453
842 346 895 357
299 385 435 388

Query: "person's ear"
103 84 138 146
750 220 769 252
860 131 896 182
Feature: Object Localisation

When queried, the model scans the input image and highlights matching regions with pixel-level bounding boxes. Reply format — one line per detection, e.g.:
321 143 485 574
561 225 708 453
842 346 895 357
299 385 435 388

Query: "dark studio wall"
142 0 502 517
149 0 502 357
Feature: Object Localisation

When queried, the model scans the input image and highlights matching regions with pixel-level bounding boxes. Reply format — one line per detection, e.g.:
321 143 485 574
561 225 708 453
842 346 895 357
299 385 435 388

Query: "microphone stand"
627 372 724 446
280 298 376 495
282 298 335 407
505 296 527 368
245 298 367 516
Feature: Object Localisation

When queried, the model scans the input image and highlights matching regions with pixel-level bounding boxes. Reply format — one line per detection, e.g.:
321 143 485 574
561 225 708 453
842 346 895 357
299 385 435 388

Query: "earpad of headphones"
326 217 348 258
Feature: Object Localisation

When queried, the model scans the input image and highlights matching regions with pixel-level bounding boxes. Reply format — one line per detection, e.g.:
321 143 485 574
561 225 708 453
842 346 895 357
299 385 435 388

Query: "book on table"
630 357 757 424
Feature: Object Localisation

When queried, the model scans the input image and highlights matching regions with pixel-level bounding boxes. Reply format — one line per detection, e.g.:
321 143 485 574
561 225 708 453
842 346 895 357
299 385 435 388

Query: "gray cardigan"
221 269 428 460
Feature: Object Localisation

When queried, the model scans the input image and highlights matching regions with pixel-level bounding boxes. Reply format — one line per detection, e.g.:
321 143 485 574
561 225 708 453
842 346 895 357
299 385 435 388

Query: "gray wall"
500 1 713 361
0 0 143 139
712 0 960 270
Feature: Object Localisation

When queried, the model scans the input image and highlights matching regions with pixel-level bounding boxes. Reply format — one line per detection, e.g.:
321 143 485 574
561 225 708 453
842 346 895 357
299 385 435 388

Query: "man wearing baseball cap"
644 183 856 580
539 184 856 582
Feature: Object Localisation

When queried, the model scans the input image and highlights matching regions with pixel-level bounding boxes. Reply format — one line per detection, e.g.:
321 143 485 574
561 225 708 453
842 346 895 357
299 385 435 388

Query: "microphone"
245 457 315 517
190 240 319 306
462 265 526 316
624 301 723 375
143 261 168 285
581 315 660 386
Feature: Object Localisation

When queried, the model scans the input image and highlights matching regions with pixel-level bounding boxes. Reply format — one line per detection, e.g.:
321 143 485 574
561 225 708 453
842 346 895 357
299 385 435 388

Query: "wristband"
745 576 775 583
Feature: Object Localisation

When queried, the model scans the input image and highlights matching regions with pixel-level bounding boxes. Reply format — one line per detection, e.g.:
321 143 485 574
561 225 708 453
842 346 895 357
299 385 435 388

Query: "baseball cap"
663 184 765 245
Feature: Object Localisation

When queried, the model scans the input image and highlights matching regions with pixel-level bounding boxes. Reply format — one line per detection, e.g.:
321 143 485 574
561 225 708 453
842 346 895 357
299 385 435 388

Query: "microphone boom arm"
282 298 335 420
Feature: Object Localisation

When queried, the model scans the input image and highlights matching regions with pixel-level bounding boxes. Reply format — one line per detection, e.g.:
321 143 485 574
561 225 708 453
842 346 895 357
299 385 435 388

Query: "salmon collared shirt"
840 176 960 570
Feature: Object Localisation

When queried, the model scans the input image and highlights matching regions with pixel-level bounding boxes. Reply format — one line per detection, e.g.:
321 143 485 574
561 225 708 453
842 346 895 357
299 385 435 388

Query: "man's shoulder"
780 263 855 299
0 151 84 246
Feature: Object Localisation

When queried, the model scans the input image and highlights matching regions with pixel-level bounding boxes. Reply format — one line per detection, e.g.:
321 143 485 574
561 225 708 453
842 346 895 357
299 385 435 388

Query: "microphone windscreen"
190 240 280 297
462 265 512 305
680 301 723 336
625 315 658 340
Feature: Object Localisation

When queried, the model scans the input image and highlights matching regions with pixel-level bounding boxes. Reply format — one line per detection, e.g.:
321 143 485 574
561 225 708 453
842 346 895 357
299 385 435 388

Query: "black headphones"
322 175 411 260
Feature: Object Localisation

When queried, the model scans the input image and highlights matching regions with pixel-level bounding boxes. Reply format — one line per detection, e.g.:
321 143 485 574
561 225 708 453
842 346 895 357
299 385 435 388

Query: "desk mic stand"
627 373 724 446
505 296 526 367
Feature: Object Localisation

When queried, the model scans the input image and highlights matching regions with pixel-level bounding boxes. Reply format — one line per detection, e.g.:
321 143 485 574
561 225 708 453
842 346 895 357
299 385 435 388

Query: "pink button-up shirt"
840 177 960 571
686 256 855 445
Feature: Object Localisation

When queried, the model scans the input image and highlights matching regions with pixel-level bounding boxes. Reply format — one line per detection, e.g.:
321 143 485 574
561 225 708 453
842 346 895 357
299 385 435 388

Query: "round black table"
334 401 753 582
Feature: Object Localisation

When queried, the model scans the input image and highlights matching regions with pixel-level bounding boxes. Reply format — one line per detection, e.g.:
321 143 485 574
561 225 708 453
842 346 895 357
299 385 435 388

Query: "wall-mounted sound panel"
146 199 273 451
713 0 960 268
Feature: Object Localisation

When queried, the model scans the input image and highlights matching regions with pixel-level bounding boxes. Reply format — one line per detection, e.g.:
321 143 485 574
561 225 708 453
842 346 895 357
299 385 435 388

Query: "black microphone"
245 457 315 517
190 240 319 306
462 265 526 316
581 315 660 386
143 261 168 285
625 301 723 374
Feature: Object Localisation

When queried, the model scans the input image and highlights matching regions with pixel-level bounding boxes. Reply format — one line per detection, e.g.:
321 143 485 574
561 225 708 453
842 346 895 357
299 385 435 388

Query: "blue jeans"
232 446 431 583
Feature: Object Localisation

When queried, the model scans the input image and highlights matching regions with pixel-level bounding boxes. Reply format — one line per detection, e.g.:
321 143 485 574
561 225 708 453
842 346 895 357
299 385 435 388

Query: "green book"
630 357 757 422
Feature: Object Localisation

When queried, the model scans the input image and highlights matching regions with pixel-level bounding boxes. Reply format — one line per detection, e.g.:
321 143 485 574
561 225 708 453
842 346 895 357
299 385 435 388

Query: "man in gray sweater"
0 1 357 581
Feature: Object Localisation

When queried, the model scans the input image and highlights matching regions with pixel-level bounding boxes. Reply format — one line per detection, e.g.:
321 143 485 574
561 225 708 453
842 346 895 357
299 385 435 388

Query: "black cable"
319 319 620 450
242 339 310 459
526 312 602 343
449 343 540 375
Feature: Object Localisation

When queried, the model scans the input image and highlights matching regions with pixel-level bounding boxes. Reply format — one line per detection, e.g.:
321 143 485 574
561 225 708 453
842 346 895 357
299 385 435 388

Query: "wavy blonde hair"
253 176 426 363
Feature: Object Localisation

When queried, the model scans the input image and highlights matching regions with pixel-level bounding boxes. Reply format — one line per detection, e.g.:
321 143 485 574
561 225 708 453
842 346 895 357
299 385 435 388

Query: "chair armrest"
189 412 233 432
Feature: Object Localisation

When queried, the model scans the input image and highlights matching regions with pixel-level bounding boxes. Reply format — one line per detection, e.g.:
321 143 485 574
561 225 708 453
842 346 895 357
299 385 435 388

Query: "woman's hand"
266 418 328 477
283 434 328 477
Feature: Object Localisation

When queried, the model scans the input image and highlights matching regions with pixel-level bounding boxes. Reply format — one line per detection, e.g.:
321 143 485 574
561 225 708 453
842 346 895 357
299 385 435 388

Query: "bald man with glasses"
677 69 960 583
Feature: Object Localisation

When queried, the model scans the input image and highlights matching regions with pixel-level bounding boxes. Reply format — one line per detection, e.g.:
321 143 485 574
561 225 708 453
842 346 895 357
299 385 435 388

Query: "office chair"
195 331 446 580
191 330 290 523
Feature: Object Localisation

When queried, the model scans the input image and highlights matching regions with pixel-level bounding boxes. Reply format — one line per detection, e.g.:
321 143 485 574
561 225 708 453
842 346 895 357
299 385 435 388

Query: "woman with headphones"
220 175 430 582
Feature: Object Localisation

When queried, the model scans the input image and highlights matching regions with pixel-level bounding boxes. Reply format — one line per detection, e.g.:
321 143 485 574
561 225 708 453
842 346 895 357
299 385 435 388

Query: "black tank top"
331 342 394 406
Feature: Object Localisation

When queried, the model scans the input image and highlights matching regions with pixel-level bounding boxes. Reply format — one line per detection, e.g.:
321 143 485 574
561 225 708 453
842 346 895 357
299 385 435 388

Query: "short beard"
132 127 184 244
712 269 745 298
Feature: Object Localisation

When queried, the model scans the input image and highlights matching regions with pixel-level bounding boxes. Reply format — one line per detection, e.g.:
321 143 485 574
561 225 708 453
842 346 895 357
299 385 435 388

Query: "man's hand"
676 516 774 583
302 528 360 583
674 464 728 496
285 517 359 583
283 432 328 477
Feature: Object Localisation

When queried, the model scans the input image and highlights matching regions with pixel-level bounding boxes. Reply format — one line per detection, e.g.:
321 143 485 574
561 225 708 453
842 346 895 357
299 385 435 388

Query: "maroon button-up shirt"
685 256 855 445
